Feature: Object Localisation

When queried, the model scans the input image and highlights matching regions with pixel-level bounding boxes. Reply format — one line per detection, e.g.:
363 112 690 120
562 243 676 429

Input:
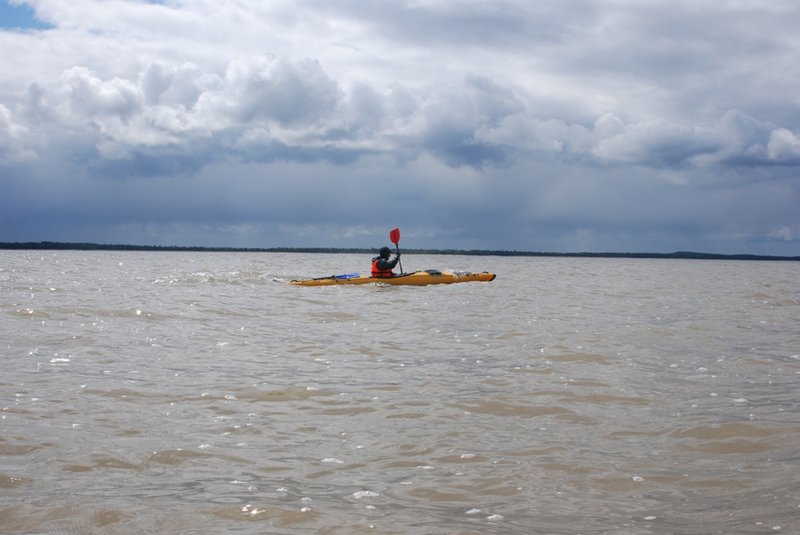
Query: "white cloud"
139 61 211 108
209 56 342 126
0 104 35 161
61 66 141 118
592 118 722 166
767 128 800 163
773 227 793 241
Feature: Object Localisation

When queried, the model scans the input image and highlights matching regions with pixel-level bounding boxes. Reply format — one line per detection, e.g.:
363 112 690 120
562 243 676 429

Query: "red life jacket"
371 257 394 277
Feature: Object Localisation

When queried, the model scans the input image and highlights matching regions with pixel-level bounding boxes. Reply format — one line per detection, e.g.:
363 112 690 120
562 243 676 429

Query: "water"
1 251 798 534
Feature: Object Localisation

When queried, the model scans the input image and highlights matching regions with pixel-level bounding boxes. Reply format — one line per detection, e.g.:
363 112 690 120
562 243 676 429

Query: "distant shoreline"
1 241 798 261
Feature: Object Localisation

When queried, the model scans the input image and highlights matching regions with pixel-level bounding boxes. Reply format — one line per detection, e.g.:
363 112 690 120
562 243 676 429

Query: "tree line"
1 241 798 261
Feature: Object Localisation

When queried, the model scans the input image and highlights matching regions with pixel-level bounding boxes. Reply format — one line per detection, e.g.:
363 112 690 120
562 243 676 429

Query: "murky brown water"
1 251 798 534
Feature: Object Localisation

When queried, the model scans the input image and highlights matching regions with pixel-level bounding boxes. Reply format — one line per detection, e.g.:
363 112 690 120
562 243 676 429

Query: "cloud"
713 109 800 167
198 56 342 127
773 227 793 241
5 2 800 174
140 61 209 108
0 103 35 161
63 66 141 118
4 55 351 165
767 128 800 164
591 119 723 167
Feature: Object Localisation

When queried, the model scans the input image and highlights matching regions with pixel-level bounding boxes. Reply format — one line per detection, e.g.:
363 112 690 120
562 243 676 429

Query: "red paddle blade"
389 227 401 244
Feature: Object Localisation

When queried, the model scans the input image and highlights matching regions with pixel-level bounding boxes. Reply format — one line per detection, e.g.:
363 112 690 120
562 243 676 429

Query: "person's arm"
377 255 400 270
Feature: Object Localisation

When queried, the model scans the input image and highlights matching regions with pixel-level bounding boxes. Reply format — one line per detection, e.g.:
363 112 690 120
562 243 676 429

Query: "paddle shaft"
390 228 403 273
395 243 403 273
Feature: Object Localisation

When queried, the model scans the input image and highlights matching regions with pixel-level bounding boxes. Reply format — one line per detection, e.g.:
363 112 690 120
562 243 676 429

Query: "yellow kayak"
290 269 496 287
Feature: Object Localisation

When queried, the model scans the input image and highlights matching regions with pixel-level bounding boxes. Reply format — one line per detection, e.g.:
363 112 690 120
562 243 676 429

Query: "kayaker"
371 246 401 277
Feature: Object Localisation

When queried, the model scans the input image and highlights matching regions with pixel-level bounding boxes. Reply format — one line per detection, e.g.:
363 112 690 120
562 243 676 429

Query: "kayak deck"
290 269 496 287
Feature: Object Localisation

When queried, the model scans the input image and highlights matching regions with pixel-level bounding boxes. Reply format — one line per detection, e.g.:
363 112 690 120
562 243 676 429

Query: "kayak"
290 269 496 287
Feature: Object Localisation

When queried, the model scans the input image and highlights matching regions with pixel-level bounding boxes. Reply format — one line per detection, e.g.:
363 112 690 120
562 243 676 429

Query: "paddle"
389 227 403 274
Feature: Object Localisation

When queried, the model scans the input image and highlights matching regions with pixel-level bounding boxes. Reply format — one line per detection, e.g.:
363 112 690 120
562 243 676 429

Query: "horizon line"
1 241 798 261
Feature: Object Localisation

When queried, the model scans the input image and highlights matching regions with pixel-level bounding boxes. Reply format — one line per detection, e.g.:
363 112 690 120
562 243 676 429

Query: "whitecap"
353 490 379 499
321 458 344 464
466 508 482 515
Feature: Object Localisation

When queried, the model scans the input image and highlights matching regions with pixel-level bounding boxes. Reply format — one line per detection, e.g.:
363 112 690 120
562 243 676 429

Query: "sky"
1 0 799 254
